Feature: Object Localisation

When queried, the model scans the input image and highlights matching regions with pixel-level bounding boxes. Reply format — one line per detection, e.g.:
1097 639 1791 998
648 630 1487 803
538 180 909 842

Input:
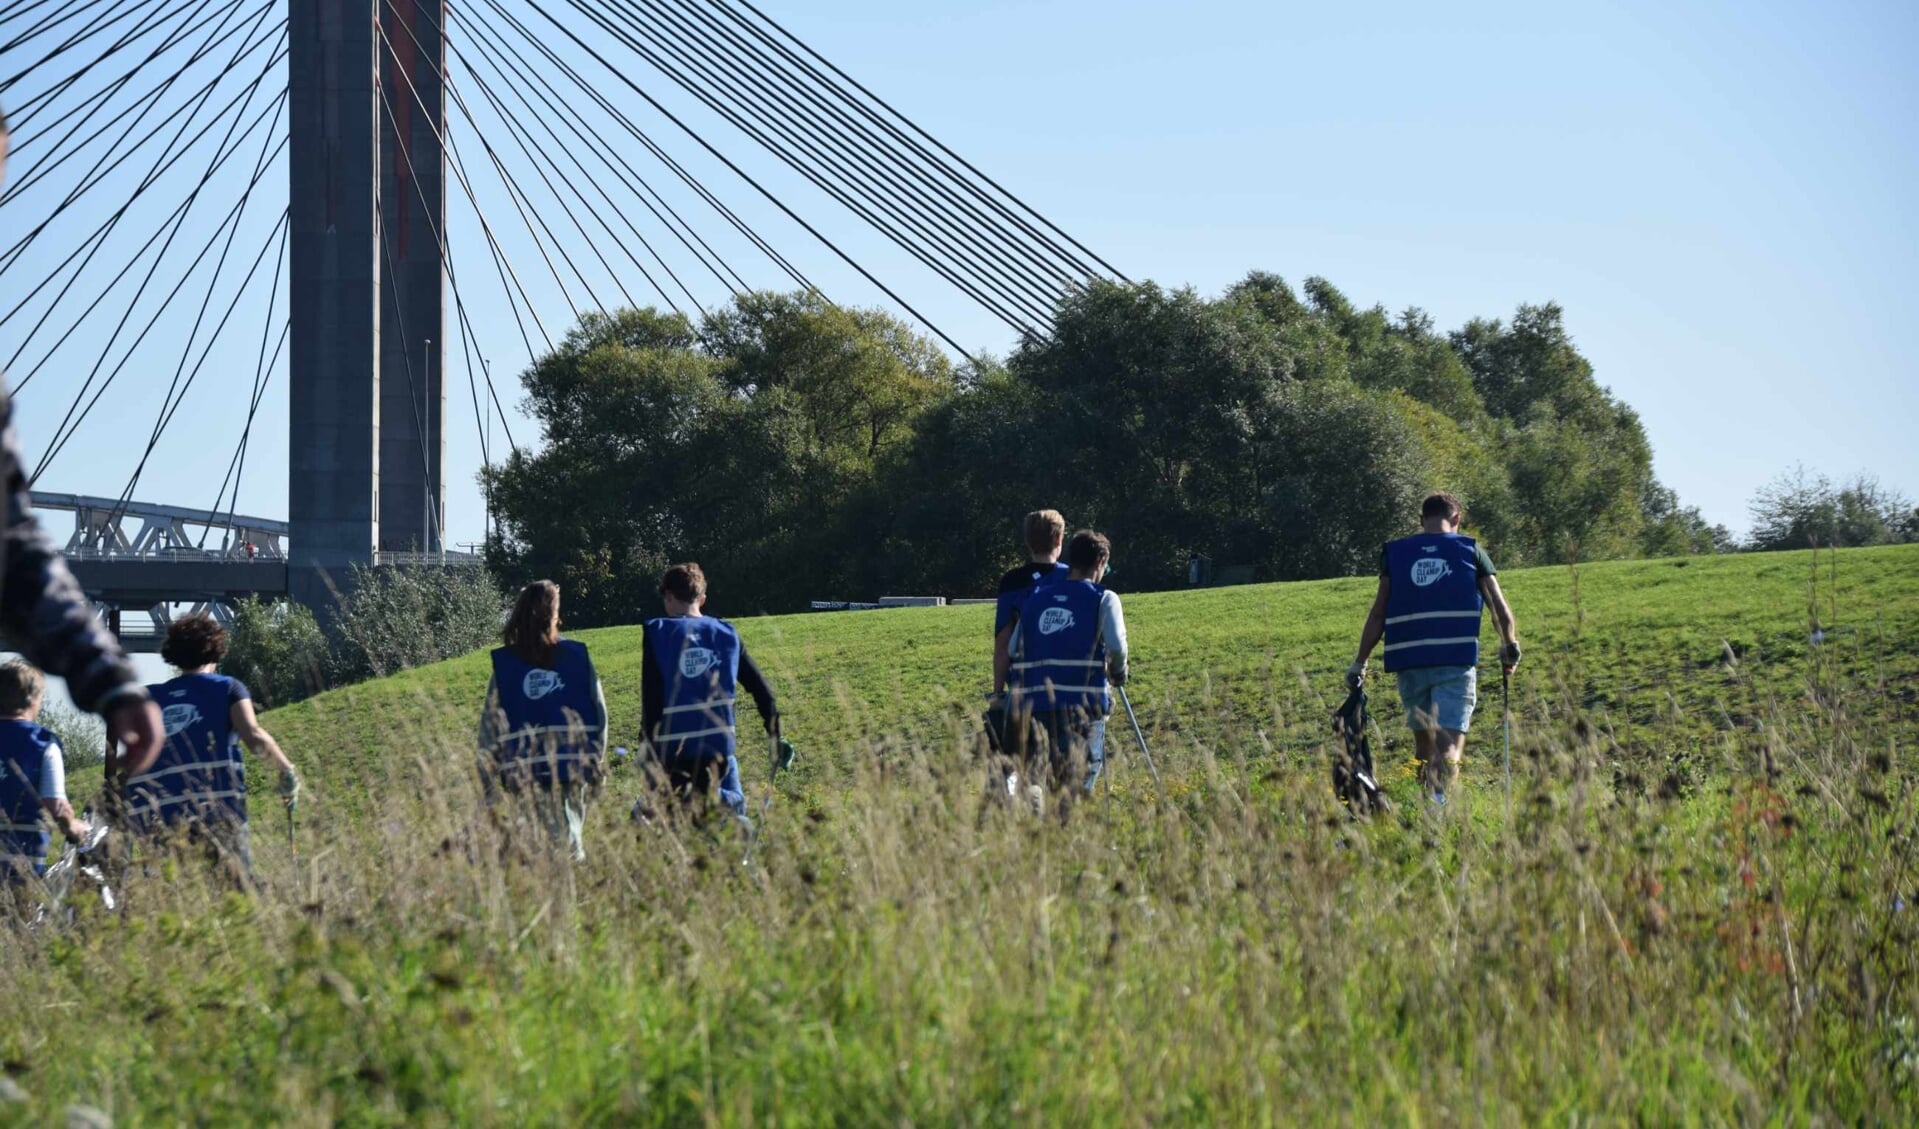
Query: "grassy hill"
267 543 1919 811
5 545 1916 1124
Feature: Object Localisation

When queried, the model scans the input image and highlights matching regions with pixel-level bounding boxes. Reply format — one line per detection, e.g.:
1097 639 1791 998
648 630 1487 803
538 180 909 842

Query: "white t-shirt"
39 739 66 801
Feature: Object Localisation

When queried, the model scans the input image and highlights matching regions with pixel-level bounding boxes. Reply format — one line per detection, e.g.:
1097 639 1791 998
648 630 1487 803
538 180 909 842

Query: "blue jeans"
1395 666 1479 733
655 750 747 817
1026 710 1107 793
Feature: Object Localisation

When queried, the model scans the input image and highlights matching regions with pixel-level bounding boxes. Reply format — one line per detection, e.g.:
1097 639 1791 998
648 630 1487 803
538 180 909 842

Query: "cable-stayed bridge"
0 0 1120 645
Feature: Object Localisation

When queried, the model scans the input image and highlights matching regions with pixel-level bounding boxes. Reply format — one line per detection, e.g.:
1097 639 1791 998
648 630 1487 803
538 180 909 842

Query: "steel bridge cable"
398 26 648 319
624 0 1058 328
662 0 1078 310
107 79 284 514
585 0 1044 336
438 58 591 327
2 21 284 392
0 4 268 359
1 0 213 142
527 0 975 361
207 317 287 547
3 0 250 187
427 17 688 317
0 0 134 88
0 0 176 110
725 0 1129 285
0 0 117 56
356 4 523 464
199 263 285 546
28 128 289 481
443 2 711 313
699 0 1099 292
28 60 288 478
0 0 257 369
107 208 289 521
442 114 550 354
0 9 283 271
466 0 796 297
473 0 818 297
450 0 738 304
644 0 1072 317
0 0 70 37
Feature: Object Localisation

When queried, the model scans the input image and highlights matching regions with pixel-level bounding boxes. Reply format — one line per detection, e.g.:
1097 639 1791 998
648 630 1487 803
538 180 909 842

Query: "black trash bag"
1332 686 1389 815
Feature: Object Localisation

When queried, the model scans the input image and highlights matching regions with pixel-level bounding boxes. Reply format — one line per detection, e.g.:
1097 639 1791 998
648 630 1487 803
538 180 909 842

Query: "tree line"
227 274 1913 704
480 274 1741 625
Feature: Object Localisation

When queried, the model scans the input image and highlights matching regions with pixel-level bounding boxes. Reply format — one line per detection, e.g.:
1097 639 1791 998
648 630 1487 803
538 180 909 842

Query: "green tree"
1748 467 1916 551
226 597 333 707
39 701 106 771
1451 304 1654 562
331 565 505 682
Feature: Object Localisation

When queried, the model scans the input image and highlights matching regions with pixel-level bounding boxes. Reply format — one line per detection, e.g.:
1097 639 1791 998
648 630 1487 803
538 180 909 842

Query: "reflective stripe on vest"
1381 533 1483 673
491 640 604 783
0 722 53 865
131 674 246 827
1012 580 1110 714
648 616 741 760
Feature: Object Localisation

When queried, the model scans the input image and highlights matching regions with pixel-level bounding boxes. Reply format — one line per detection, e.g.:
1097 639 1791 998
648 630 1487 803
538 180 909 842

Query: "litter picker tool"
1501 668 1513 818
1117 686 1162 789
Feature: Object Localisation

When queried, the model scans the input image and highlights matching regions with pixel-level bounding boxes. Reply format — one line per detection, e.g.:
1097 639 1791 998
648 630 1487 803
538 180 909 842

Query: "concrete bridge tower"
287 0 446 612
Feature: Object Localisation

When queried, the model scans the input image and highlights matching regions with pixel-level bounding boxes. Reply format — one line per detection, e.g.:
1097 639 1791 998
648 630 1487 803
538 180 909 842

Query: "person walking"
1007 530 1129 798
1347 492 1520 804
123 613 300 882
0 107 164 785
986 510 1070 751
638 563 779 822
0 661 90 904
479 581 608 861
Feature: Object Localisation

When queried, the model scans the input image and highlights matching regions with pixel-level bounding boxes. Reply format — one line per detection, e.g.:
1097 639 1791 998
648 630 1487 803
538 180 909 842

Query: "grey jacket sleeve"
1098 591 1129 686
0 389 145 715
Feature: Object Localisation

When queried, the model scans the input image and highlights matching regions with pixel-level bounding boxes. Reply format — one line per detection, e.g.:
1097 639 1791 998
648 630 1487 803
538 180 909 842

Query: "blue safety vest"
1381 533 1484 672
1012 579 1111 714
490 640 604 784
996 560 1070 636
0 721 55 871
647 616 741 762
128 674 247 829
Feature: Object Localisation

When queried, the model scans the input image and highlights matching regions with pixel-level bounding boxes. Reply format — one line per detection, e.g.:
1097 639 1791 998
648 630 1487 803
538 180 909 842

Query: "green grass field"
4 545 1916 1124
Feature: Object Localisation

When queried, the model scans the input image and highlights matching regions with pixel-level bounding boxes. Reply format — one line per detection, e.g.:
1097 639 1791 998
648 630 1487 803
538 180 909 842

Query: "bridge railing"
31 492 287 562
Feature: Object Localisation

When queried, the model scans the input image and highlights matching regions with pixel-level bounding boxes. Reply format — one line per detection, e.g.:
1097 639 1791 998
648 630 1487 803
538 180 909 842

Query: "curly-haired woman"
123 611 299 880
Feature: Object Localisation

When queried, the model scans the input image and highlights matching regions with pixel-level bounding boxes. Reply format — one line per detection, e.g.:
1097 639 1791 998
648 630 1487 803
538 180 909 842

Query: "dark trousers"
1007 708 1107 794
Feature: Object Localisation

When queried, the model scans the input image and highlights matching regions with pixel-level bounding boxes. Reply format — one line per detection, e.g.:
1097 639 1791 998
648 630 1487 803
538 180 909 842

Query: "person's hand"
107 699 164 777
278 768 301 813
64 818 91 845
1500 641 1522 674
774 737 797 774
1345 661 1367 692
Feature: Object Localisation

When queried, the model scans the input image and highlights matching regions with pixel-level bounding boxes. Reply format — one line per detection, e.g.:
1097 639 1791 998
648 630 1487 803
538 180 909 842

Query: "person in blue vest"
124 612 300 880
479 580 607 860
0 660 90 899
1347 492 1521 803
1007 529 1130 797
985 509 1070 753
638 563 779 821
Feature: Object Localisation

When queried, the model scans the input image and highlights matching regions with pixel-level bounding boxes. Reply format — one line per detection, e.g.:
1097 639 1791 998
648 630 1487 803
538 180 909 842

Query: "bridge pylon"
288 0 446 615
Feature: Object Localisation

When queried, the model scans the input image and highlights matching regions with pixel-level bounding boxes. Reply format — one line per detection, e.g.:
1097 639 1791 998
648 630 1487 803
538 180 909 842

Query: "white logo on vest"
1037 607 1076 635
1410 557 1453 588
680 647 719 679
161 703 203 738
523 669 565 700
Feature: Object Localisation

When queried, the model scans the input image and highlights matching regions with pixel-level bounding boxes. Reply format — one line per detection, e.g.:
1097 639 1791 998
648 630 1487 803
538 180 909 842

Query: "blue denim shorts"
1395 665 1478 733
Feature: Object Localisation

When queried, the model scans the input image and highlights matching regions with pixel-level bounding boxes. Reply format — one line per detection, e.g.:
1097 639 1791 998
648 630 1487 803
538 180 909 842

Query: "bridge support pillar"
288 0 445 616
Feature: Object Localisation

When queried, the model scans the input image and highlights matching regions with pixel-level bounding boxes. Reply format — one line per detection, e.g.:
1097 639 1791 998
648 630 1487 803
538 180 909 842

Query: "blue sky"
3 0 1914 555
